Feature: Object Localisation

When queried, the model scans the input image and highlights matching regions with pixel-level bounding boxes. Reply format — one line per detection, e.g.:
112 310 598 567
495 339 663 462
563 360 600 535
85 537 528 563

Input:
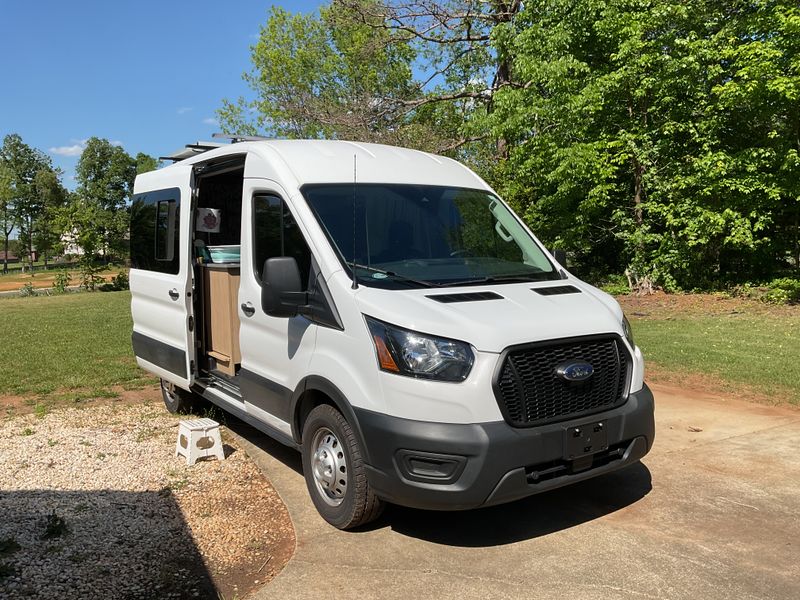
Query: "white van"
130 139 654 529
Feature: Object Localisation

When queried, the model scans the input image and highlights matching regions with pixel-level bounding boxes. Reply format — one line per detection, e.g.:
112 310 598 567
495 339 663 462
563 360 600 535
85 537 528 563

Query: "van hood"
352 278 624 353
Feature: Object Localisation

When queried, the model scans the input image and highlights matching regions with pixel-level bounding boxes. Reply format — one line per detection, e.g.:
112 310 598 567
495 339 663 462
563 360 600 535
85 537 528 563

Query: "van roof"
137 139 491 192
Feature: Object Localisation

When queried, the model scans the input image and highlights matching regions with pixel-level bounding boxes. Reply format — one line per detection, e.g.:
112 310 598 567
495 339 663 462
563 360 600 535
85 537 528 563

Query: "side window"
155 200 177 261
130 188 181 274
253 194 312 289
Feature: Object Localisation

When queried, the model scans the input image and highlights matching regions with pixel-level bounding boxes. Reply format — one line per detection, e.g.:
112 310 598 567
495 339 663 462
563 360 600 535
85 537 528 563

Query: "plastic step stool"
175 418 225 465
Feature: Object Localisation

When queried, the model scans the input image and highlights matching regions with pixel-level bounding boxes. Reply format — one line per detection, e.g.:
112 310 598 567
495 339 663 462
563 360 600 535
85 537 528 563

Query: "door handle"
168 288 180 301
241 302 255 317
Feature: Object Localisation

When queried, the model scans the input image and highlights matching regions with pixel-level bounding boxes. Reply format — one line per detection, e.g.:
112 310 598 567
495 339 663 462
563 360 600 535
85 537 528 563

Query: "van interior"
192 156 246 387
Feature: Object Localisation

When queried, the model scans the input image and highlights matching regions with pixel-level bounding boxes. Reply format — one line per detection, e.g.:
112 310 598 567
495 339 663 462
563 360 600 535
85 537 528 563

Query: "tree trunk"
27 216 34 273
2 235 7 274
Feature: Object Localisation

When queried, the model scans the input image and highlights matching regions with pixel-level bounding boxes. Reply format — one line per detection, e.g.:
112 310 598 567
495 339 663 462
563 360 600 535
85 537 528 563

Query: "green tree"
0 133 53 273
0 162 14 274
135 152 159 175
218 2 447 148
487 0 800 290
74 137 136 261
32 168 68 269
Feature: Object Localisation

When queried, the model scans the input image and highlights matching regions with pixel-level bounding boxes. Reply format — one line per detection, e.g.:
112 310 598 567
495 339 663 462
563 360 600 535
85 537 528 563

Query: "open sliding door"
129 165 196 389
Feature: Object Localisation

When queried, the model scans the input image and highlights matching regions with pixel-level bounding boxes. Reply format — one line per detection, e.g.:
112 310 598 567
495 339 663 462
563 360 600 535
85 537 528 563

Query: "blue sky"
0 0 322 189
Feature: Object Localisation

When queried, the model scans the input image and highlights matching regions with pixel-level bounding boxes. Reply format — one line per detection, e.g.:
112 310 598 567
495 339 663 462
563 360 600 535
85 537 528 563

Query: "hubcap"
310 427 348 506
162 381 178 405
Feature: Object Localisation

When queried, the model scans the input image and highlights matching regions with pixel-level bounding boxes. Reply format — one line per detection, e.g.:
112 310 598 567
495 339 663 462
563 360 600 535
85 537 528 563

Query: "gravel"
0 400 295 599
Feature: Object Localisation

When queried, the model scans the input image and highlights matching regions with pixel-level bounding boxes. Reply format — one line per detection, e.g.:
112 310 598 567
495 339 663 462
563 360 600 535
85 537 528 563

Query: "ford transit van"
129 139 654 529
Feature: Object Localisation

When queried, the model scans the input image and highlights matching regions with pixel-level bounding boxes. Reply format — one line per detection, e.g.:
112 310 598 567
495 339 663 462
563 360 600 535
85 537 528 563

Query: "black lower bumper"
354 384 655 510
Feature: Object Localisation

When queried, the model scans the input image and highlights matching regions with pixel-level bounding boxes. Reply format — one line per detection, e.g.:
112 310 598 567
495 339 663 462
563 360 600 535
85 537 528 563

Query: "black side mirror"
261 257 308 317
552 249 567 266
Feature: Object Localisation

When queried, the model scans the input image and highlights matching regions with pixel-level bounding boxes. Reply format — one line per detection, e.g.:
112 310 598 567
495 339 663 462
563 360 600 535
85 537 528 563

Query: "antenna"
351 154 359 290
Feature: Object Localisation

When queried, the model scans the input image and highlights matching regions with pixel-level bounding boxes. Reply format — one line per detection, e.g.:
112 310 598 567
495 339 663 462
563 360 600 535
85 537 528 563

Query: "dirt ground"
0 388 295 600
617 289 800 318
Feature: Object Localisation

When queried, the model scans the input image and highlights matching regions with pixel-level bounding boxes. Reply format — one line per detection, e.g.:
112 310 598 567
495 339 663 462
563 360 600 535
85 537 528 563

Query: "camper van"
129 138 654 529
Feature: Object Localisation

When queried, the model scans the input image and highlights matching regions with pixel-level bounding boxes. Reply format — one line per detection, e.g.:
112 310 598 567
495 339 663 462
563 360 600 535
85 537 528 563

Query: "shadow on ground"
226 414 652 548
0 489 216 599
380 462 651 546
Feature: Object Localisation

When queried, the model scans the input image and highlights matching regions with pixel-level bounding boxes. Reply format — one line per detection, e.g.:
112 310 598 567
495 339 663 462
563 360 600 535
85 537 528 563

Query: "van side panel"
129 165 195 390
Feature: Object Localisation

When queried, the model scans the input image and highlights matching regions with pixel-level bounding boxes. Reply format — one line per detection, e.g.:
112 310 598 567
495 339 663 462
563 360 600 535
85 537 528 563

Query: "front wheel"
301 404 384 529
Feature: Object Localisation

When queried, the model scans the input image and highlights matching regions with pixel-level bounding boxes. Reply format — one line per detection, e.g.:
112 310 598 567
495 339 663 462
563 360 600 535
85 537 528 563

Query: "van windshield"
302 184 560 289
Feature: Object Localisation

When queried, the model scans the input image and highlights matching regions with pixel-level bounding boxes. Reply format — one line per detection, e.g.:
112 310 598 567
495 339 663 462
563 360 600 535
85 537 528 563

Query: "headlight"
365 316 474 382
622 315 635 347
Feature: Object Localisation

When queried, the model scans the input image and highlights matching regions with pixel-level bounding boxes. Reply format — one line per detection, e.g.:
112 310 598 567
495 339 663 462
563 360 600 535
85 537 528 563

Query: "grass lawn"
622 294 800 404
0 291 154 406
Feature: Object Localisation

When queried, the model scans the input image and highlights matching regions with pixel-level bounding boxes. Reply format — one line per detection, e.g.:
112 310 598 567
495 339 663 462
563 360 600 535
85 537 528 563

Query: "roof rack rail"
159 133 272 163
212 133 272 143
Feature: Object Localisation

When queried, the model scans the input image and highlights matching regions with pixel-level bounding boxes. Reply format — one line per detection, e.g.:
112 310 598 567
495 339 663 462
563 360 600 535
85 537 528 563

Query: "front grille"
495 336 630 427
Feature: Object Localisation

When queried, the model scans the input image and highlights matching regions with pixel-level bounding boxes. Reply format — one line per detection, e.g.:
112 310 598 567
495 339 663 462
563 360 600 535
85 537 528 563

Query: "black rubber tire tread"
302 404 385 529
161 380 201 415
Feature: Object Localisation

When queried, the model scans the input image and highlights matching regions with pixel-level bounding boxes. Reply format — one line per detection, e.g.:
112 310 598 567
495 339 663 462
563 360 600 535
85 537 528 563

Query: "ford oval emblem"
556 361 594 382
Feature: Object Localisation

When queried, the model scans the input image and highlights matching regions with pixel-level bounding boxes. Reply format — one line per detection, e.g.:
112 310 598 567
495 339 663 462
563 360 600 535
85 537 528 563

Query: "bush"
597 274 631 296
763 278 800 305
112 270 129 290
99 270 129 292
53 270 71 294
18 282 35 297
730 278 800 305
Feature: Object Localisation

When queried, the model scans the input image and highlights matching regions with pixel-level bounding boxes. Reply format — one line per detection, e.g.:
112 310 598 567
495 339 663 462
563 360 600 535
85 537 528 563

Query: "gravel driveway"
0 399 294 599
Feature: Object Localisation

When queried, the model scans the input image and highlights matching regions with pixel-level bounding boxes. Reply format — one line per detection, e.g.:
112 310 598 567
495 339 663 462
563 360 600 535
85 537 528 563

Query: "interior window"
253 194 312 289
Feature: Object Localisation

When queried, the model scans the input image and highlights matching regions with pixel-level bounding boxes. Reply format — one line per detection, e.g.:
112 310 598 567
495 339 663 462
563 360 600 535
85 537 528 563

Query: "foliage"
0 134 56 272
73 137 136 262
135 152 159 175
31 167 68 266
0 162 14 273
99 269 129 292
228 0 800 291
732 278 800 304
487 0 800 290
218 1 453 149
18 282 35 297
53 270 71 294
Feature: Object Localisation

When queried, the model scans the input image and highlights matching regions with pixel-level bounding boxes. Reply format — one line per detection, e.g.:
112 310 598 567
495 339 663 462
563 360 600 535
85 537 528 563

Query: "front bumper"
354 384 655 510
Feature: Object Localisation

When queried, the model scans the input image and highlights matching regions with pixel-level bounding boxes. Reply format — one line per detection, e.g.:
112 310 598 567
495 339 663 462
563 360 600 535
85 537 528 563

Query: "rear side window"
253 194 311 289
130 188 181 274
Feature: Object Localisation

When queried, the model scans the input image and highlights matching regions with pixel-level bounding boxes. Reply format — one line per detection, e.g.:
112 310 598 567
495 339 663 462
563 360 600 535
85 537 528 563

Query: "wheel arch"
291 375 372 464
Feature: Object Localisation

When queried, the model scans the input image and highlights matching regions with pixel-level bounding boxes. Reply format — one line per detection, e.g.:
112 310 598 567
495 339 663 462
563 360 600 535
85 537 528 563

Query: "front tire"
301 404 384 529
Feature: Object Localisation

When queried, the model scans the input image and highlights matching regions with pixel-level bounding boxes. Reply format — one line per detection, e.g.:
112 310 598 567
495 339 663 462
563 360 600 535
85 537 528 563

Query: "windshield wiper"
442 272 554 287
351 263 441 288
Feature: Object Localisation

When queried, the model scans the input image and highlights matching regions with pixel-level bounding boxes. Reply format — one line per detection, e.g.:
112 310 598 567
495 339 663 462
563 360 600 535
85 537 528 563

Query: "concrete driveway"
231 383 800 600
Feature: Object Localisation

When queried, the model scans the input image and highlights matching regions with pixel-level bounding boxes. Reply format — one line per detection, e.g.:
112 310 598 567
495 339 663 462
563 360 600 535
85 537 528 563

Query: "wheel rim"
162 380 178 406
310 427 348 507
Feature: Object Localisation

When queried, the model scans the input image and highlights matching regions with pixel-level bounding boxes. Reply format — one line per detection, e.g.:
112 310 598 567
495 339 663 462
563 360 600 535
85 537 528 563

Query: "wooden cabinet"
203 265 241 376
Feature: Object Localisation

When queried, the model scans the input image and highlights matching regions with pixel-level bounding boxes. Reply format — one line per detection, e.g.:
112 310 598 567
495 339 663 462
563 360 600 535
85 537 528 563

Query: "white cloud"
202 117 219 126
49 144 85 156
48 137 124 157
177 106 193 115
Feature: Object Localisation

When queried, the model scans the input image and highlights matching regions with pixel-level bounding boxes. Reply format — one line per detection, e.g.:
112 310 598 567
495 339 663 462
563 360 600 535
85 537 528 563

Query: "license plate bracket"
564 421 608 460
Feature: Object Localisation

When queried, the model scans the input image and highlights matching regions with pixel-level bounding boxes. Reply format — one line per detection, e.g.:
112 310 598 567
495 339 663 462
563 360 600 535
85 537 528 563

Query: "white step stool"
175 418 225 465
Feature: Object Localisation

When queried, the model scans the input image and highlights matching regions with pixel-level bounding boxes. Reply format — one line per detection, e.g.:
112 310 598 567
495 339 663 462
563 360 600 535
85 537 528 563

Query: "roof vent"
427 291 504 303
532 285 581 296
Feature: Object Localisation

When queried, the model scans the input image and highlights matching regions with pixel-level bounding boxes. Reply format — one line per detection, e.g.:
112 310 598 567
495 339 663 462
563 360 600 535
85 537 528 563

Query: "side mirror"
261 257 308 317
552 249 567 266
